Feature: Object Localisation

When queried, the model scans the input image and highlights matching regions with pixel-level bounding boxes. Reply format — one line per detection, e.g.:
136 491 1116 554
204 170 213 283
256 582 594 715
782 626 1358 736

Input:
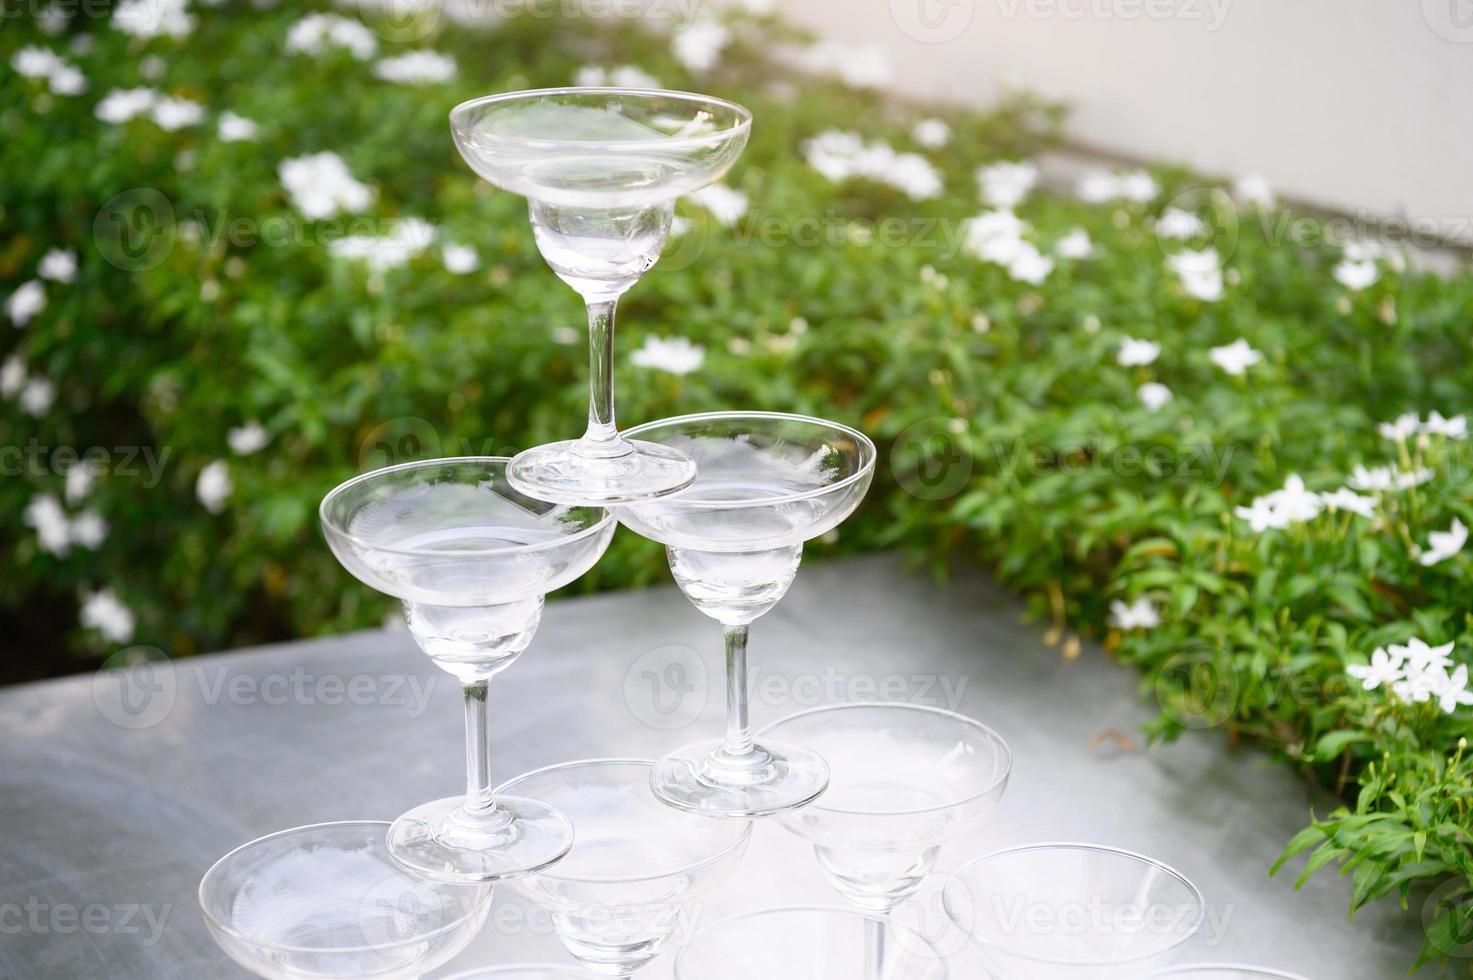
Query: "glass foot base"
507 439 697 505
650 738 830 818
386 795 573 883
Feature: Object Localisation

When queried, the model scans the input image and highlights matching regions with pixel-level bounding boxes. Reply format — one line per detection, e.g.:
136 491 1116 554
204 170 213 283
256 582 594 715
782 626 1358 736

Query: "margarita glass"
450 88 751 505
321 458 615 883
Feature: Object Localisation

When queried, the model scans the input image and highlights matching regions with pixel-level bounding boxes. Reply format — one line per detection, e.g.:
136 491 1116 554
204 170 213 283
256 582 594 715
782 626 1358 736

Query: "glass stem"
721 624 755 759
578 298 628 456
463 679 497 815
863 915 887 980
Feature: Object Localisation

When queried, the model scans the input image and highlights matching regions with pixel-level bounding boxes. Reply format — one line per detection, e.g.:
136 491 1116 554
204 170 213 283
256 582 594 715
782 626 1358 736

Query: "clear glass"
320 458 615 883
198 821 492 980
449 88 752 505
760 703 1011 915
496 759 752 976
444 968 593 979
616 411 877 818
944 843 1206 980
674 906 948 980
1150 969 1312 980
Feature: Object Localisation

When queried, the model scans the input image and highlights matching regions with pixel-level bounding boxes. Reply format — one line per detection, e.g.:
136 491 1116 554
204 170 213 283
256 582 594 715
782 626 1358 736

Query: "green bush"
4 1 1472 968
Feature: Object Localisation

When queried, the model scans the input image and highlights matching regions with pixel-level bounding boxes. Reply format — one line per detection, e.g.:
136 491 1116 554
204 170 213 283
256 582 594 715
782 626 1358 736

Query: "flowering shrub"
3 1 1473 965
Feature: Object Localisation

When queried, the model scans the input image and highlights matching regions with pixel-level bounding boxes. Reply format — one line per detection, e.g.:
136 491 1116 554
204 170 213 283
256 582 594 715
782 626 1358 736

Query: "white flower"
6 280 46 326
800 41 891 88
962 209 1028 265
285 14 378 59
1054 228 1093 259
151 95 205 131
1076 170 1120 203
1156 207 1206 240
1118 170 1159 203
630 336 705 375
976 160 1038 209
113 0 194 39
0 355 25 397
13 46 63 79
1319 487 1376 519
1137 382 1172 411
912 118 950 149
551 326 581 345
690 184 748 227
802 131 942 200
1348 463 1435 492
1234 495 1290 533
218 111 260 143
24 495 71 555
69 511 108 549
1234 474 1323 531
1272 475 1324 522
48 64 87 96
441 243 479 274
1233 174 1274 208
1419 517 1468 567
1117 337 1161 367
1006 243 1053 284
197 460 233 513
80 590 135 644
1436 664 1473 714
279 151 374 219
1378 412 1420 441
12 46 85 95
65 463 97 505
573 64 661 89
328 217 436 271
19 377 55 415
1209 338 1262 376
227 421 270 455
1423 411 1469 440
38 248 77 283
1348 646 1404 691
95 87 159 124
671 20 728 72
373 50 457 85
1169 247 1224 301
1333 257 1379 291
1109 597 1160 630
1396 638 1456 675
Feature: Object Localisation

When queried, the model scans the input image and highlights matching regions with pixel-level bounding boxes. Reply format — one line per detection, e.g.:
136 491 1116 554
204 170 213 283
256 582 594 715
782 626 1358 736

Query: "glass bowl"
198 821 492 979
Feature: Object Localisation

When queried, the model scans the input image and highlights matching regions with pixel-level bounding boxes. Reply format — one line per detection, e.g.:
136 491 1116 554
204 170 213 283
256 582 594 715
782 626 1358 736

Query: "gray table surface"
0 554 1431 979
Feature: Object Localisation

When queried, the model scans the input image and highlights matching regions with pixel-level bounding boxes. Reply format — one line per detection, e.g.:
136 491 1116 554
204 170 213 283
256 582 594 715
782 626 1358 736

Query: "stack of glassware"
196 88 1310 980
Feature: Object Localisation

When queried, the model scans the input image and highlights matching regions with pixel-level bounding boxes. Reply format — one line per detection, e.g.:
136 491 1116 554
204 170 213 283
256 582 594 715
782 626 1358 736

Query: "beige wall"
782 0 1473 244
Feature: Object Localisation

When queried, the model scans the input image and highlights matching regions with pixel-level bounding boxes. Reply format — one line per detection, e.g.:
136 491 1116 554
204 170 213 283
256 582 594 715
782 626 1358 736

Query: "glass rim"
496 757 753 884
318 456 615 560
448 87 753 151
757 701 1012 817
945 841 1207 967
197 819 492 957
621 410 878 509
1147 966 1312 980
441 966 596 979
675 904 947 974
